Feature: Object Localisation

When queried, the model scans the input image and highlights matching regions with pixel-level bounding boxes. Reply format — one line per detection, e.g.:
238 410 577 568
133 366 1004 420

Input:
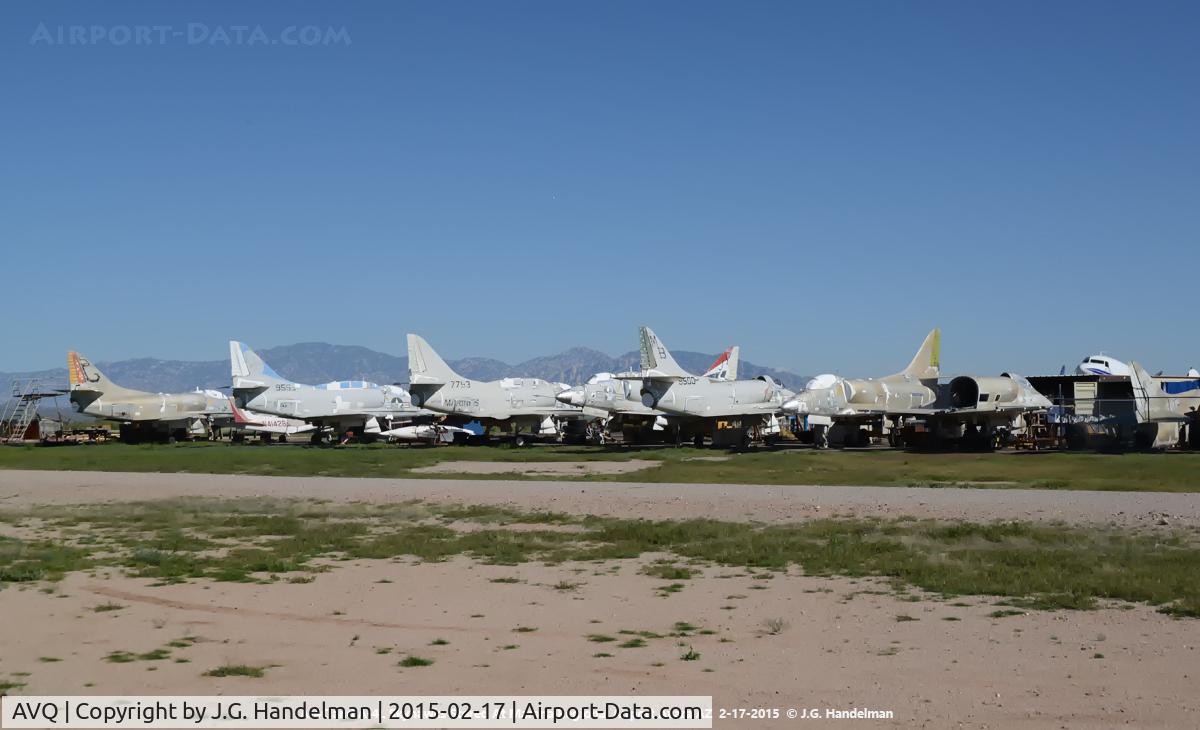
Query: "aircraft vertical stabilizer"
67 351 130 395
1131 361 1194 422
888 328 940 382
639 327 689 378
704 346 739 380
407 334 463 385
230 341 288 388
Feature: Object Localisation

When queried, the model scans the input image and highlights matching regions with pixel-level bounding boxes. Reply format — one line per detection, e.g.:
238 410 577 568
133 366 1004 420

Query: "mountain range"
2 343 809 400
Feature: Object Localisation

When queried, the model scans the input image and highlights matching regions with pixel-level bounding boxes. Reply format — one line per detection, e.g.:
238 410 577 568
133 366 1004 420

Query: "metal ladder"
1 379 41 443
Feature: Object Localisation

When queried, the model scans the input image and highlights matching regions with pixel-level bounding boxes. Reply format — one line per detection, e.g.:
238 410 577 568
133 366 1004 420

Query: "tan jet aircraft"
67 351 230 443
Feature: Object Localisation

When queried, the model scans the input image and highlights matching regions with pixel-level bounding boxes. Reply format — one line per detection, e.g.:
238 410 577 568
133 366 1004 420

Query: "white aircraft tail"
230 341 290 388
703 346 739 380
887 328 940 382
67 351 135 396
1131 361 1196 422
407 334 464 385
639 326 690 379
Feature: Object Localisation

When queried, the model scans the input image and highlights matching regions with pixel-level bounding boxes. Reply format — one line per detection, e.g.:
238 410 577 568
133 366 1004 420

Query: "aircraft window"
979 393 990 402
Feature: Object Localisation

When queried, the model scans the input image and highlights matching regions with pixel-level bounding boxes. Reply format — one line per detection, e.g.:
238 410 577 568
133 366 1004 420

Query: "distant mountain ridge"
2 342 809 398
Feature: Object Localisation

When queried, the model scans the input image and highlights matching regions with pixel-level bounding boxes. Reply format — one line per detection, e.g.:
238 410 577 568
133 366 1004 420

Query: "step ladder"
2 379 41 443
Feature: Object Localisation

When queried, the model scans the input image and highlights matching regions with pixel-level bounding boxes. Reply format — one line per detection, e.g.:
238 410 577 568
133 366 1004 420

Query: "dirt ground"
410 459 662 476
1 470 1199 728
1 469 1197 528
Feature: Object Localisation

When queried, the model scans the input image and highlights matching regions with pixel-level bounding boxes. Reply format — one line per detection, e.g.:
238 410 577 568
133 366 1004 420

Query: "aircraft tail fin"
703 346 739 380
227 396 253 425
889 328 940 381
1130 361 1179 422
639 327 690 378
230 341 288 389
67 351 123 394
407 334 463 385
1131 361 1200 422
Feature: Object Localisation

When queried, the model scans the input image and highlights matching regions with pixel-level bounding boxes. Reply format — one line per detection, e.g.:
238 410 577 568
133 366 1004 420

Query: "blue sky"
1 1 1197 377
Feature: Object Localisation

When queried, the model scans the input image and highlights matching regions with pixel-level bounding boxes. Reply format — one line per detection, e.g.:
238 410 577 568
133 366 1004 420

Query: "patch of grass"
0 680 27 693
137 649 172 661
587 634 616 643
762 618 790 634
641 563 697 580
6 444 1200 493
942 616 961 621
680 646 701 661
4 497 1200 619
553 580 581 591
500 644 518 650
398 656 434 668
490 577 521 584
105 651 136 663
512 626 537 633
429 638 449 646
895 614 919 622
989 609 1025 619
204 664 266 678
618 638 647 649
593 652 612 658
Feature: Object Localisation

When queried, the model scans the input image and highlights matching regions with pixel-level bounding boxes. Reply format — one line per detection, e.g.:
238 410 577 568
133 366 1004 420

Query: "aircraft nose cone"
556 388 585 407
781 398 806 414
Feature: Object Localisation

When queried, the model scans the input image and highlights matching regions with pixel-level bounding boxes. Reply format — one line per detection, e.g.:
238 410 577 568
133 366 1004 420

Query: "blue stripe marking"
1162 380 1200 395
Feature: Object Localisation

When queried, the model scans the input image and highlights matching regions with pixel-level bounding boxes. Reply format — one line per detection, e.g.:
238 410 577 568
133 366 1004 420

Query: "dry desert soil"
1 469 1198 729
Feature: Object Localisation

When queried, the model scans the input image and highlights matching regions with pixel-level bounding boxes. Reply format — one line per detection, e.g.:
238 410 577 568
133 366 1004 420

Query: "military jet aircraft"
406 334 583 445
67 351 230 443
782 329 1050 449
634 327 792 447
555 346 739 443
227 397 316 442
781 329 941 446
230 341 426 443
1129 361 1200 448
